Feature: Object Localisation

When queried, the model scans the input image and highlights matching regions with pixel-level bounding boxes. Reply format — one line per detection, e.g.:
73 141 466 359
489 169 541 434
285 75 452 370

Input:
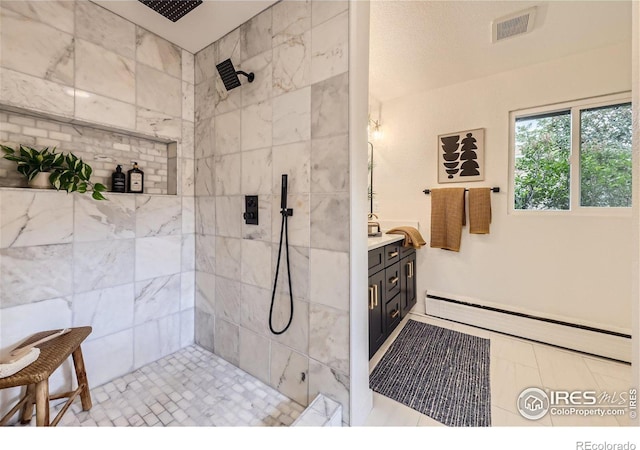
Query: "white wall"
349 0 372 426
373 42 632 331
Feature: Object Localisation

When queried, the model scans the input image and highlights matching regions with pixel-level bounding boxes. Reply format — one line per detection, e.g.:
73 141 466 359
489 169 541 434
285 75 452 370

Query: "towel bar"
423 187 500 194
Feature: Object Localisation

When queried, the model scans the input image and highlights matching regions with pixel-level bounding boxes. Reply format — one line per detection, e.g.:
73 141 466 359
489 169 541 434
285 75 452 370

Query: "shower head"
216 59 255 91
138 0 203 22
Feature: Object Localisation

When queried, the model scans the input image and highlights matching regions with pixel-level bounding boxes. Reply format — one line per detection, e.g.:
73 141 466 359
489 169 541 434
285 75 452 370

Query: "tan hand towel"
469 188 491 234
386 226 427 249
430 188 466 252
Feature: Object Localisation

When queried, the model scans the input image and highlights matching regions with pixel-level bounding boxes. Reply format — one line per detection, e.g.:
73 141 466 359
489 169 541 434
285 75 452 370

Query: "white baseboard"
424 294 631 363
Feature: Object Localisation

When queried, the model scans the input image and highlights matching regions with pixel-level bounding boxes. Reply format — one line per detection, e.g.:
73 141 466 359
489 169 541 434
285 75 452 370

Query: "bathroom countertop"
367 233 404 251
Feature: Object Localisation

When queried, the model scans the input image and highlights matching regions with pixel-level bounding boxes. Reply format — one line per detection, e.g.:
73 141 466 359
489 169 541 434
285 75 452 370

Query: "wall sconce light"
368 118 383 141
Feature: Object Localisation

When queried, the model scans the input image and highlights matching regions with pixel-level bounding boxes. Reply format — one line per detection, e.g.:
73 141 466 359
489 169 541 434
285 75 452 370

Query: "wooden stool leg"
72 346 92 411
20 384 35 424
35 380 50 426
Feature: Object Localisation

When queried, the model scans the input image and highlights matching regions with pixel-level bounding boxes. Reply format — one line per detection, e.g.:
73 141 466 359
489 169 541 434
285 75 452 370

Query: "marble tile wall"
0 111 170 193
0 189 195 417
0 1 186 139
0 0 197 195
0 0 196 420
194 0 351 423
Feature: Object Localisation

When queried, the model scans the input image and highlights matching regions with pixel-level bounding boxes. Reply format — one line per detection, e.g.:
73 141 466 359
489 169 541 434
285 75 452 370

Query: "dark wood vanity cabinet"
368 242 417 359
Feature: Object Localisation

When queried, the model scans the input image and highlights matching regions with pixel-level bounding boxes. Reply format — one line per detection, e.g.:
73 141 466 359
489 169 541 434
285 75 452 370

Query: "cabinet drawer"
384 262 401 301
384 243 401 266
385 294 402 335
368 247 385 276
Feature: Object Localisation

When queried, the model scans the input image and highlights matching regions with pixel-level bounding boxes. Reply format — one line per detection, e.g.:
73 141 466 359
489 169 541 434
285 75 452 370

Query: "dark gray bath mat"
369 319 491 426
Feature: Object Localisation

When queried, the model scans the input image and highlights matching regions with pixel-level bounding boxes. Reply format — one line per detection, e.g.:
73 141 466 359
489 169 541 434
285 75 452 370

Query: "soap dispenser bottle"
111 165 126 193
127 161 144 193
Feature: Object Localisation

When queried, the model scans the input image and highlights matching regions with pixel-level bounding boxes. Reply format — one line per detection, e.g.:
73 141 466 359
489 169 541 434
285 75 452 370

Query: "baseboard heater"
424 294 631 363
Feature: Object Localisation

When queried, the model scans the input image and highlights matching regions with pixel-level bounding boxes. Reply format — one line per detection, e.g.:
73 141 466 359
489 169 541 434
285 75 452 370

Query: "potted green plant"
1 145 59 189
1 144 107 200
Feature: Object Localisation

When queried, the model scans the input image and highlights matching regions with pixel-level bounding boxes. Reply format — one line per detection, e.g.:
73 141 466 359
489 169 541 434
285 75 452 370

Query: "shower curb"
291 393 342 427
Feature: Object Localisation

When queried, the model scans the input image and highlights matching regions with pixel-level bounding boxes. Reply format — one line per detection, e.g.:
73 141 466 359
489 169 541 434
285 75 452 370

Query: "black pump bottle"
112 165 126 193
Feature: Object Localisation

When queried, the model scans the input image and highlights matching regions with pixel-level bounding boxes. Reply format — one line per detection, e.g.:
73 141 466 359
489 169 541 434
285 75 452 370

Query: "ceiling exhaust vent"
138 0 203 22
492 6 537 43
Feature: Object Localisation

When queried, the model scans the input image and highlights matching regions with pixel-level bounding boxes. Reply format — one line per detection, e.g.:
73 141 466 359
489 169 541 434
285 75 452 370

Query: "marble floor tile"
490 357 544 415
13 345 303 427
533 344 600 391
367 312 633 427
582 356 632 382
490 405 551 427
363 392 421 426
490 335 538 369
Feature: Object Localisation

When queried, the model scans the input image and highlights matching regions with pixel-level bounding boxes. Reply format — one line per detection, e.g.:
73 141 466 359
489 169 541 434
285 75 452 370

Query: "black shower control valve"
280 208 293 217
244 195 259 225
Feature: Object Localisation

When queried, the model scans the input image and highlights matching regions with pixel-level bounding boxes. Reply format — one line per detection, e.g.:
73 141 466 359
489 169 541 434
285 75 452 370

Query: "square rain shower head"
216 59 242 91
138 0 203 22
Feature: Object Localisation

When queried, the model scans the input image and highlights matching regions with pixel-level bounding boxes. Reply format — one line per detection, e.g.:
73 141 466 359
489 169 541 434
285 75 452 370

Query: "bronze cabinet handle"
390 310 399 319
408 261 413 279
389 276 399 285
368 286 374 310
388 251 399 258
373 283 379 307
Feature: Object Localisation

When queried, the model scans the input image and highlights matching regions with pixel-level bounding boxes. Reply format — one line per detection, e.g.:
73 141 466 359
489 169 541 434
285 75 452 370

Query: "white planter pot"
28 172 53 189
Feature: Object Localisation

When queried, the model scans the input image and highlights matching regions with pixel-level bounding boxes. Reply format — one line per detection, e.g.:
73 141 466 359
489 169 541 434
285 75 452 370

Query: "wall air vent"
492 6 537 43
138 0 203 22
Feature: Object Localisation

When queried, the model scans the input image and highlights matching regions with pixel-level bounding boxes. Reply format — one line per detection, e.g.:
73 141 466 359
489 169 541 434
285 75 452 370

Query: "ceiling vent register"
492 6 537 42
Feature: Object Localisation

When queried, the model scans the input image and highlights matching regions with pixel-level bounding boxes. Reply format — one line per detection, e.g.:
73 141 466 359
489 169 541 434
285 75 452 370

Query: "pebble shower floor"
19 345 304 427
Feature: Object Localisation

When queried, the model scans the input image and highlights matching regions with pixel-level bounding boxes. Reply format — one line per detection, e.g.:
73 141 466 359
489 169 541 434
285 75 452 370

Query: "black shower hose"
269 209 293 335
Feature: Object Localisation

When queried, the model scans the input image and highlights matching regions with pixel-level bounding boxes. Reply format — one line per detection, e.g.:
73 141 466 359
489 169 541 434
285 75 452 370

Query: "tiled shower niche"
0 109 177 195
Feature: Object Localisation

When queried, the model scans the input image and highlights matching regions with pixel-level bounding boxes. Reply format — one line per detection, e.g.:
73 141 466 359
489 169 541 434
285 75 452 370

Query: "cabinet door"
400 253 417 318
368 270 386 359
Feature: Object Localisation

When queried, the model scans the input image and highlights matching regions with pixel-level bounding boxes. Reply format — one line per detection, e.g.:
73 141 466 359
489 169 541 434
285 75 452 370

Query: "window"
511 94 632 212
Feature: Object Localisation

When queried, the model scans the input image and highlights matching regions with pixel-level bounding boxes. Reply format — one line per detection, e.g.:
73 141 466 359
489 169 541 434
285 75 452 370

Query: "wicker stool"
0 327 92 426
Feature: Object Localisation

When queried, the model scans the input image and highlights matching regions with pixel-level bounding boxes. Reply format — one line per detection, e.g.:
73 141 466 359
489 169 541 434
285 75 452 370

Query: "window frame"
508 92 632 216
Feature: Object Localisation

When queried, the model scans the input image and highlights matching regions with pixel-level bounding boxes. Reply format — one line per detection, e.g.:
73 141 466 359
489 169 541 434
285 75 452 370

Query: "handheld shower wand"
280 174 293 214
269 174 294 335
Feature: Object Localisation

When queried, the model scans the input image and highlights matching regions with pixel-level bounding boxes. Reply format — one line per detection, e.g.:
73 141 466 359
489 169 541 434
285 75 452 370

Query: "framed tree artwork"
438 128 485 183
